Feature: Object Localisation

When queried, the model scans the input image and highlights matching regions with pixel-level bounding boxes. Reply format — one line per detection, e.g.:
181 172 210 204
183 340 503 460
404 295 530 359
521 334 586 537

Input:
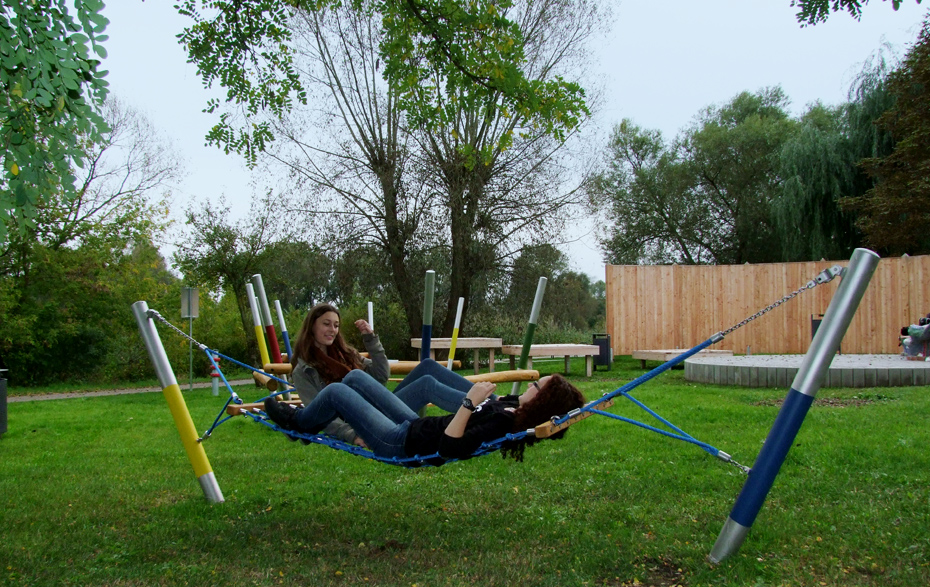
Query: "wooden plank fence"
605 254 930 355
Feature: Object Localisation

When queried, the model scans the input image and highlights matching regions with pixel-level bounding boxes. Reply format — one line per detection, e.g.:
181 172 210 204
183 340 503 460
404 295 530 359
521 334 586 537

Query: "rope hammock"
147 264 840 472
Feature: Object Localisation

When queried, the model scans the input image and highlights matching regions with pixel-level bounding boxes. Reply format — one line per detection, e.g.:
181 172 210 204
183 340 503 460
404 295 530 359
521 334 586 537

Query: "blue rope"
201 334 731 465
237 406 529 468
549 335 725 457
199 347 295 440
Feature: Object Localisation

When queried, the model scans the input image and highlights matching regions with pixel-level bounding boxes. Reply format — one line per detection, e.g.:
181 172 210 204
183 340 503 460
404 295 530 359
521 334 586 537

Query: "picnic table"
499 344 601 377
410 337 503 375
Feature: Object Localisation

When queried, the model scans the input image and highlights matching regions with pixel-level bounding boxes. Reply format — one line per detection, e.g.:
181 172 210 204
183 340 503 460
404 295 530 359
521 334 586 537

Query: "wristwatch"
461 398 477 412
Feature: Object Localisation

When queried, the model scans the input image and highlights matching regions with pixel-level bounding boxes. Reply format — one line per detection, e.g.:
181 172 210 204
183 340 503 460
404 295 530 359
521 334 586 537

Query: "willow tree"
773 55 897 261
845 16 930 254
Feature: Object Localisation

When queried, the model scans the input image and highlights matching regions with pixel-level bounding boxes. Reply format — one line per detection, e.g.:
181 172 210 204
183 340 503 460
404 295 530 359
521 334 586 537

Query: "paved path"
7 380 254 402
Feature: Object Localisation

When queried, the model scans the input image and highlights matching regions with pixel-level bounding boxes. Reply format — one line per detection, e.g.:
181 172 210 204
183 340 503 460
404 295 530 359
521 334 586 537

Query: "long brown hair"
501 374 585 462
291 303 363 383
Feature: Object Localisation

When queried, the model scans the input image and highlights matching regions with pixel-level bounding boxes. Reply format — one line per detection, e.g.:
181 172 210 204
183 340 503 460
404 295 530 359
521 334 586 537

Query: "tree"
773 54 897 260
0 99 178 385
261 0 604 339
684 88 795 264
590 89 794 265
415 0 604 336
175 0 589 165
503 244 602 331
0 0 110 241
845 16 930 254
263 5 439 338
792 0 923 25
173 194 303 363
587 120 717 265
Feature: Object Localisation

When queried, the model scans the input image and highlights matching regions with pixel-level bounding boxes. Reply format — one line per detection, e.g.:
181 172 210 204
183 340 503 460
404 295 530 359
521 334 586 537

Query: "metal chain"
147 309 209 351
719 265 844 337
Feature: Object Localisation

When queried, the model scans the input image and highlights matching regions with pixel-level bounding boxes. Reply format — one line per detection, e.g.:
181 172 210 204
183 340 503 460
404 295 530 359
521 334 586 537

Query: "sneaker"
263 396 298 430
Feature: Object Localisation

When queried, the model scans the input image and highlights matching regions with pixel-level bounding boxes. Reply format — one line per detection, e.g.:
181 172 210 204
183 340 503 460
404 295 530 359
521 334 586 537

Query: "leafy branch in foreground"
175 0 588 165
0 0 110 242
791 0 923 26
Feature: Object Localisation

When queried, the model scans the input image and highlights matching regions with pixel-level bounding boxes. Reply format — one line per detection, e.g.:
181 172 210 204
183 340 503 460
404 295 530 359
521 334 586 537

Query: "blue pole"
708 248 879 563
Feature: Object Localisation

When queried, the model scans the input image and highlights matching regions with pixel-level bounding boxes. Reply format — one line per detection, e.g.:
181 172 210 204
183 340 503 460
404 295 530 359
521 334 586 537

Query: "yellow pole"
131 301 224 502
446 297 465 369
246 283 271 367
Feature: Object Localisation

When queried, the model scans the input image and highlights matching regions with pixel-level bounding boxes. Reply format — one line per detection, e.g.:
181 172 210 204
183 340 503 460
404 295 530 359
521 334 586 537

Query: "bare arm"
443 382 497 438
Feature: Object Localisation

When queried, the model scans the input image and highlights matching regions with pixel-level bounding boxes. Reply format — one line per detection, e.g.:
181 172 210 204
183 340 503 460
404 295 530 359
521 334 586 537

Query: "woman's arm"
443 382 497 439
359 329 390 385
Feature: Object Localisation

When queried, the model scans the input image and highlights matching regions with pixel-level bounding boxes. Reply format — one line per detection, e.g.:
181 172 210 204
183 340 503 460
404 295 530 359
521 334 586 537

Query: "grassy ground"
2 357 928 586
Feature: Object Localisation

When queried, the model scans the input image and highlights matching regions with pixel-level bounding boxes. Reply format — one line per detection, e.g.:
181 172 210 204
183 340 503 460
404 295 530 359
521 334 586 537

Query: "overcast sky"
101 1 928 281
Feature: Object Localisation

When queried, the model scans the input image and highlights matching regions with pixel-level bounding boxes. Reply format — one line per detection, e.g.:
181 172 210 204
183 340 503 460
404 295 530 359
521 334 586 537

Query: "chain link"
147 309 209 351
719 265 844 338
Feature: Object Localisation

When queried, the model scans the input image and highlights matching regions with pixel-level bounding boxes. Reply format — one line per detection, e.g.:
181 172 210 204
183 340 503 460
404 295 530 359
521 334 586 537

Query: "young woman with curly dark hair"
263 367 586 464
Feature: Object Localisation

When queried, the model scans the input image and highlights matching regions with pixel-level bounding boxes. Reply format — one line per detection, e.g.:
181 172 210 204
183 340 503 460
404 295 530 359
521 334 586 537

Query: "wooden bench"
410 338 502 374
500 344 601 377
631 349 734 369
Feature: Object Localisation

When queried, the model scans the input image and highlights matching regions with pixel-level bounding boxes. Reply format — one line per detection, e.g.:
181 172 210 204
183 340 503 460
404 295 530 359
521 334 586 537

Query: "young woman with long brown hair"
289 303 389 446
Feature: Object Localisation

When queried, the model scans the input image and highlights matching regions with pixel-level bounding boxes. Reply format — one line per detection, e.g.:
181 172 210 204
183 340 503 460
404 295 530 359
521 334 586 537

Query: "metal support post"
708 248 879 563
132 301 224 503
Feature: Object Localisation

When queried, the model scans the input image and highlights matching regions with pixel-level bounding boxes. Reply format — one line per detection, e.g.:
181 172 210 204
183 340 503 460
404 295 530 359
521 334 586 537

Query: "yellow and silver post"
132 301 224 503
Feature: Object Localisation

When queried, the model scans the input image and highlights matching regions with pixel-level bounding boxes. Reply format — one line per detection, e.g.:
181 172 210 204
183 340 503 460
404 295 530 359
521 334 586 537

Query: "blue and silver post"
421 270 436 362
708 248 879 563
274 300 292 360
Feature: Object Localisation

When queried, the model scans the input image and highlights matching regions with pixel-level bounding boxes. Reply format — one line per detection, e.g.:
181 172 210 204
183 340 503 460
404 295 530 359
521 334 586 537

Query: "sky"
100 1 929 282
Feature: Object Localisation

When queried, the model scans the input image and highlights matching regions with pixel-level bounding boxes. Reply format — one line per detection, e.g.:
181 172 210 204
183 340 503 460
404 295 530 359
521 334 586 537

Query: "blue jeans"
391 359 495 410
293 368 470 458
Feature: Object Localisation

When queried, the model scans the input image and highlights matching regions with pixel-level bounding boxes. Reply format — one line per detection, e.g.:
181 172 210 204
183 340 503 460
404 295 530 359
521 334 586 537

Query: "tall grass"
2 357 928 586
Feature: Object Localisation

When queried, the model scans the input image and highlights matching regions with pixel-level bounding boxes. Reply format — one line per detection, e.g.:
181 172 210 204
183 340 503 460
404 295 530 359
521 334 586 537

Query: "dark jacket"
404 396 519 462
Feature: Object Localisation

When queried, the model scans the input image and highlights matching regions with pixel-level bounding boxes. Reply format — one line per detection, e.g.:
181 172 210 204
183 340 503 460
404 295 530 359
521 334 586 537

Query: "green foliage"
792 0 923 26
588 119 712 264
846 15 930 254
774 55 897 261
175 0 589 166
591 88 795 265
0 0 110 241
0 238 180 385
489 244 604 343
0 99 184 386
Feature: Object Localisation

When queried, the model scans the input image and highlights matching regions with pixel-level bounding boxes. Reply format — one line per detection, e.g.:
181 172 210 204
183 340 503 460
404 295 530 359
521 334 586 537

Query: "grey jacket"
291 333 390 443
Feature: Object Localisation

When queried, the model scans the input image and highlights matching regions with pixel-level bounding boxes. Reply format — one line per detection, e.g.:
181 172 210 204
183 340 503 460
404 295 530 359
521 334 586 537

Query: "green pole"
420 270 435 361
512 277 547 394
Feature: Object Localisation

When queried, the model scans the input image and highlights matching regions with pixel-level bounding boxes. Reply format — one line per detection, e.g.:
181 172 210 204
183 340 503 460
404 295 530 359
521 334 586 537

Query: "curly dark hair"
291 303 363 383
500 374 585 462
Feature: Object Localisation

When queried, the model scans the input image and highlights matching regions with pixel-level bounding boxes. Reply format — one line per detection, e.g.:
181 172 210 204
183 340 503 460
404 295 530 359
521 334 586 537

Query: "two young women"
282 303 586 463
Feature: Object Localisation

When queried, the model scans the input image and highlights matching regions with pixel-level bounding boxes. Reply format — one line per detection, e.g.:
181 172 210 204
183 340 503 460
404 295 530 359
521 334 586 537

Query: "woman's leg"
293 383 409 458
393 376 469 413
392 359 473 393
343 370 419 423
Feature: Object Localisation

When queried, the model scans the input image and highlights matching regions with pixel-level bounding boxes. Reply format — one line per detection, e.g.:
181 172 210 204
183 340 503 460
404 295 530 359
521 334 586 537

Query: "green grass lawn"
2 357 928 586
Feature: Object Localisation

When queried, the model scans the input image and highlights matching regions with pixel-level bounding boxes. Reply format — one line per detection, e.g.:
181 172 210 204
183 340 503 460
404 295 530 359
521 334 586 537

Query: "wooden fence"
605 253 930 355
